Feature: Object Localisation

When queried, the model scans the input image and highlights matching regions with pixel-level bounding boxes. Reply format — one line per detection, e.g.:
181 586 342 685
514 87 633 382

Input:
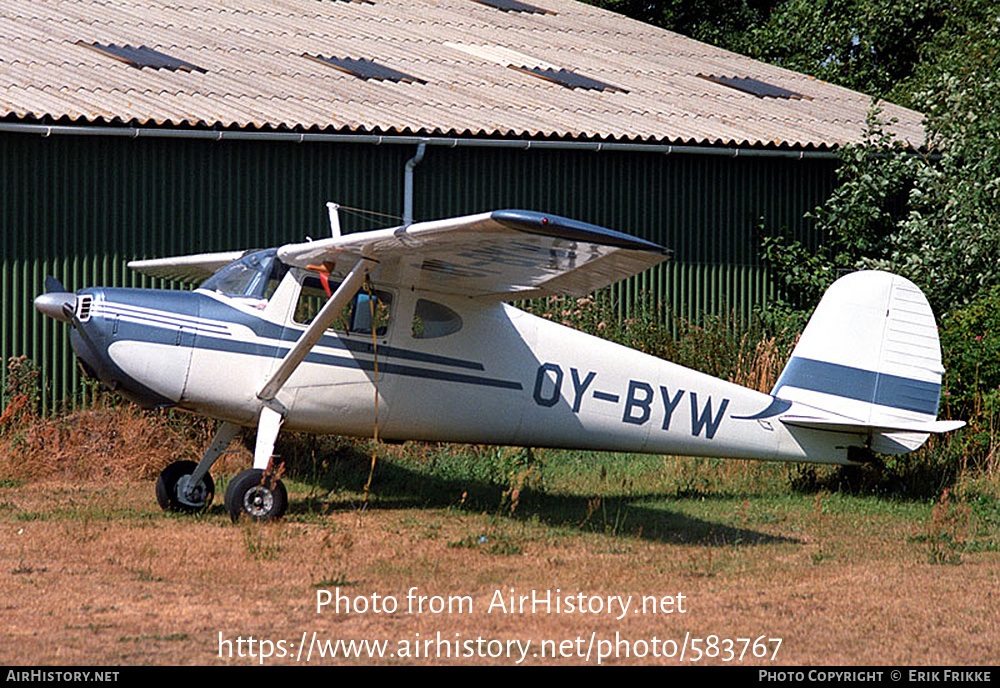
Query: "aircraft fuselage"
70 272 860 466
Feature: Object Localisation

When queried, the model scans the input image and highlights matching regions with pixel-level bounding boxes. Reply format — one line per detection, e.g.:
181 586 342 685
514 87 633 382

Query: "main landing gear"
161 258 373 523
224 468 288 522
154 419 288 522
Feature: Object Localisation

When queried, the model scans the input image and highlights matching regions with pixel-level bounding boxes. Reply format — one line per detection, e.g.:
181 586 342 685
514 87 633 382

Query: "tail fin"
772 270 963 454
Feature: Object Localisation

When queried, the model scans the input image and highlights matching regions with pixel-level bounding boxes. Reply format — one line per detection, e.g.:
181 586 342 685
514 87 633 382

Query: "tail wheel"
155 460 215 513
224 468 288 522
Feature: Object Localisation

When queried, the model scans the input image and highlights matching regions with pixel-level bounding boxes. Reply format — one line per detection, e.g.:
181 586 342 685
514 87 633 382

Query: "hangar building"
0 0 925 408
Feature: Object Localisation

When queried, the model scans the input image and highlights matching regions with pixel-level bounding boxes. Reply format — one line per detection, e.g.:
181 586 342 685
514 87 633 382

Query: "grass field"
1 407 998 666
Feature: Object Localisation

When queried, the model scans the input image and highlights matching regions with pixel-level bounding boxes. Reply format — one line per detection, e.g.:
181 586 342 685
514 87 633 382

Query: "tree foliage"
582 0 950 101
737 0 950 102
757 0 1000 314
879 2 1000 312
760 109 918 308
583 0 776 49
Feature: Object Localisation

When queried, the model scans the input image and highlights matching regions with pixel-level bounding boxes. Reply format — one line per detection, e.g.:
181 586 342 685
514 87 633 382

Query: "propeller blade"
44 275 67 293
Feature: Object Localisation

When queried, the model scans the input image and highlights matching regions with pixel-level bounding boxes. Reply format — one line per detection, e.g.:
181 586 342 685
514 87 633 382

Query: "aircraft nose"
34 291 77 323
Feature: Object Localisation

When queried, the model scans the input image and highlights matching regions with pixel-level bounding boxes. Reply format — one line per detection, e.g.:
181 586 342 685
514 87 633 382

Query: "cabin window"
294 274 392 336
411 299 462 339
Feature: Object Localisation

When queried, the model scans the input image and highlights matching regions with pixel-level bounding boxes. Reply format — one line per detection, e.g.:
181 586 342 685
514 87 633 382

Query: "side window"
411 299 462 339
294 275 392 336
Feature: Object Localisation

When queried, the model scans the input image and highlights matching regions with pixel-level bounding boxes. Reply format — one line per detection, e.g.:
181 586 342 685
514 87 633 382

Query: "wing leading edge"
277 210 671 299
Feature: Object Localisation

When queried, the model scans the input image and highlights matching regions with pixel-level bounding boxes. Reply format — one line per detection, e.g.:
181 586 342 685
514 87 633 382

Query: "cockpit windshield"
200 249 286 300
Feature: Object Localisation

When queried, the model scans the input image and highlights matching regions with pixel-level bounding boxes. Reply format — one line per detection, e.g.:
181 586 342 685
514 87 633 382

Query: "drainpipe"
403 143 426 226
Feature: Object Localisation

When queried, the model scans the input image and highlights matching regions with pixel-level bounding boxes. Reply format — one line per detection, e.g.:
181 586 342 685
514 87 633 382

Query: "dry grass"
0 406 188 481
0 404 246 481
2 480 997 666
0 409 997 666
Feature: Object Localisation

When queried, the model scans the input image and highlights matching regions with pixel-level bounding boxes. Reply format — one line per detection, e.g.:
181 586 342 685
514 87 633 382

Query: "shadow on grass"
261 441 797 548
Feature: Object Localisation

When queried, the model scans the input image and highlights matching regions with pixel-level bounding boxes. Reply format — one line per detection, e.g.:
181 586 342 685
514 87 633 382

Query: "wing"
277 210 670 299
128 250 248 285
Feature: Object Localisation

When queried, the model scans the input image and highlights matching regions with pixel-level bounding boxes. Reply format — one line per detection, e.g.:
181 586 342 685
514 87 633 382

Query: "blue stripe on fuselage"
731 396 792 420
198 292 487 371
102 288 487 372
99 291 521 391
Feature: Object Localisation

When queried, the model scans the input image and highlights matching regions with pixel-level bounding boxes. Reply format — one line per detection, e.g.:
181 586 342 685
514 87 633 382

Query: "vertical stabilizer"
772 271 957 453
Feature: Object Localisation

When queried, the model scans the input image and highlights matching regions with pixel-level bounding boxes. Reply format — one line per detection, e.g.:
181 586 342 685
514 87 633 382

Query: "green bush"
523 292 672 360
936 287 1000 475
939 285 1000 421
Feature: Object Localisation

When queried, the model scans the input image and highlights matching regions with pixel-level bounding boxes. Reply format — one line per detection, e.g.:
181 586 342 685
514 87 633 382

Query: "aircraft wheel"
155 460 215 513
224 468 288 523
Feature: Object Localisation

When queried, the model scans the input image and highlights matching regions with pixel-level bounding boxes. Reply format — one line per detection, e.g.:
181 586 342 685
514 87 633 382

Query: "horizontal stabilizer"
780 415 965 435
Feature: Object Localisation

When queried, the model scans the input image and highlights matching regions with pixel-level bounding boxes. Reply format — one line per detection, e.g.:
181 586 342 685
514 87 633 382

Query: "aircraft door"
280 271 395 435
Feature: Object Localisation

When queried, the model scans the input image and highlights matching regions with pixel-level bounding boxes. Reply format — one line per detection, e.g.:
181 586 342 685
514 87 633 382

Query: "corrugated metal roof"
0 0 926 149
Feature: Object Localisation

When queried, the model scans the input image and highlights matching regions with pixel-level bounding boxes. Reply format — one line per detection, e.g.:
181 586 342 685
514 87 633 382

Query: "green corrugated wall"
0 132 836 412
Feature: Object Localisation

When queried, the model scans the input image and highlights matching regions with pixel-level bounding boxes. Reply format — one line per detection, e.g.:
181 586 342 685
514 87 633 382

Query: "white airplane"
34 208 964 521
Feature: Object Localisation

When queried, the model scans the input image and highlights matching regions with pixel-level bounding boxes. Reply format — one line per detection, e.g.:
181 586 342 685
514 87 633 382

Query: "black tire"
224 468 288 523
155 460 215 513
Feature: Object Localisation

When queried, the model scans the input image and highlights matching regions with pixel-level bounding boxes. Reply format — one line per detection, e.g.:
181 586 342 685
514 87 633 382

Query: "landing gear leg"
252 405 284 470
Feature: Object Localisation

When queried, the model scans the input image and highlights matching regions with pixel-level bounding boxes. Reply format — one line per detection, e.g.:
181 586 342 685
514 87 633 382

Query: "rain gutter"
0 122 843 160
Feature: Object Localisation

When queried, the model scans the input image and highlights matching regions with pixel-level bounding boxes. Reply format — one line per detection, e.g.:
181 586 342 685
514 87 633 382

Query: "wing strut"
251 257 378 469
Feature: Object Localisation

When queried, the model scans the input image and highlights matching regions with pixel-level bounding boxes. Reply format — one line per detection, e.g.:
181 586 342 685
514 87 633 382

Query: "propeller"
34 276 77 323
